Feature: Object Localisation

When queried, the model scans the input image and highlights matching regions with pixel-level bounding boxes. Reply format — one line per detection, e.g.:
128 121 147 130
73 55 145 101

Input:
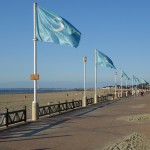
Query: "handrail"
0 106 26 128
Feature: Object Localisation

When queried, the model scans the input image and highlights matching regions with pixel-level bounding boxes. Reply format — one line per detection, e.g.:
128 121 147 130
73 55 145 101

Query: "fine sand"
104 133 150 150
0 90 150 150
0 89 110 119
104 102 150 149
118 113 150 123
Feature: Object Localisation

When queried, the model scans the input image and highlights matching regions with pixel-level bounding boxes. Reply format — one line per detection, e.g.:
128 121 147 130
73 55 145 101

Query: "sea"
0 88 76 94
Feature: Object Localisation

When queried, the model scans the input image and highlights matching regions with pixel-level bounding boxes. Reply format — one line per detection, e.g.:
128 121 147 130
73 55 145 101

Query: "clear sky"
0 0 150 88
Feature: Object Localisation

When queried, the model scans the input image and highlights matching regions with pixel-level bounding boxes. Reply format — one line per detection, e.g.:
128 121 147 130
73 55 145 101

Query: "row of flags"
35 3 149 86
32 3 148 120
96 50 149 85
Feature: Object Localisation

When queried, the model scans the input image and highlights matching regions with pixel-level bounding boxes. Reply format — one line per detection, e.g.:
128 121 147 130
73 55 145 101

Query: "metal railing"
39 100 82 117
39 95 109 117
0 95 109 127
86 95 108 105
0 106 26 127
87 98 94 105
98 95 108 102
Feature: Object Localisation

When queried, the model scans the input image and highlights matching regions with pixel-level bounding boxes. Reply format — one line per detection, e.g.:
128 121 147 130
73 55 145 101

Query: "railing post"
5 108 8 127
58 101 61 113
98 96 100 103
65 100 68 111
72 99 74 109
80 99 82 107
48 103 51 115
24 106 27 122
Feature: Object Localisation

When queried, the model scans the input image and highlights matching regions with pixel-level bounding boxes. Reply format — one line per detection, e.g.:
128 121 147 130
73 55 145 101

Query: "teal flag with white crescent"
142 79 149 84
133 75 140 83
96 50 116 69
36 5 81 47
122 70 130 80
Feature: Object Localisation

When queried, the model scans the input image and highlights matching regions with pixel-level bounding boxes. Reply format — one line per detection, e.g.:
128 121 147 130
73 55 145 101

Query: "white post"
114 71 117 99
132 76 134 95
94 49 97 104
33 2 37 104
32 2 39 121
126 79 128 96
82 56 87 107
121 69 123 97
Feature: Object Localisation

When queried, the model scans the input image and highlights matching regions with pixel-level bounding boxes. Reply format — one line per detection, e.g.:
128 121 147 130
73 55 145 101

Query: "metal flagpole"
132 76 134 95
32 2 39 121
33 2 37 104
126 79 128 96
121 69 123 97
94 49 97 104
114 71 117 99
82 56 87 107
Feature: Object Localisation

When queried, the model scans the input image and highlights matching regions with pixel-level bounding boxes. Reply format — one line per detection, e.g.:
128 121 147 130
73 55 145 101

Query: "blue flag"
36 5 81 47
133 75 140 83
96 50 116 69
122 70 130 80
142 79 149 84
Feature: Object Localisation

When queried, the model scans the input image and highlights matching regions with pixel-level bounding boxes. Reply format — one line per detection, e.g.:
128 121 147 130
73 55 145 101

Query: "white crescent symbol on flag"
52 17 64 32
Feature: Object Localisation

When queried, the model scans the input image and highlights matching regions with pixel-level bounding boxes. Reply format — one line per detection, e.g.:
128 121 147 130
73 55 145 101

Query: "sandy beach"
1 92 150 150
0 89 111 119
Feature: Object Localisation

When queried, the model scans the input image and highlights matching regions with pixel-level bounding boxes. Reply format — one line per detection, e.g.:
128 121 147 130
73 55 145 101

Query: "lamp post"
94 49 97 104
82 56 87 107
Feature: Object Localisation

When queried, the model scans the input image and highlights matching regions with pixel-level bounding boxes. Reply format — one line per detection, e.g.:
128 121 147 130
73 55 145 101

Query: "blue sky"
0 0 150 88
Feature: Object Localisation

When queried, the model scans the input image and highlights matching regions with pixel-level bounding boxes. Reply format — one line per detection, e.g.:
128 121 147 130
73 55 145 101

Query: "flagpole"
32 2 39 121
121 69 122 97
114 71 117 99
132 76 134 95
94 49 97 104
126 79 128 96
142 79 143 90
33 2 37 104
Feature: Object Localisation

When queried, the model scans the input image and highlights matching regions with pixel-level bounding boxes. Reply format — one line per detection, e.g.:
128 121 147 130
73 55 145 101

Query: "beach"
0 89 111 119
1 92 150 149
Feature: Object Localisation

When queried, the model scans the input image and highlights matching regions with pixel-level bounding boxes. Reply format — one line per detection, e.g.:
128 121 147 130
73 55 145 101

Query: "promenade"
0 94 150 150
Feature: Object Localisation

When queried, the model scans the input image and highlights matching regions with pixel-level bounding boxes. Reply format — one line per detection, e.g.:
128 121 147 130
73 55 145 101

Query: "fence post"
58 101 61 113
5 108 8 127
65 100 68 111
24 106 27 122
48 103 51 115
72 99 74 109
98 96 100 103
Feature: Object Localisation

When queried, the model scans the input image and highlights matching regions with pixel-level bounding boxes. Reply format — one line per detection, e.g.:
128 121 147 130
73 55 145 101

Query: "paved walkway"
0 94 150 150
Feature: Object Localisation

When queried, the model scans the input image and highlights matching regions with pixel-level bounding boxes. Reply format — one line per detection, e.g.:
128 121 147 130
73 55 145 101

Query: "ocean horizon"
0 88 80 94
0 87 105 94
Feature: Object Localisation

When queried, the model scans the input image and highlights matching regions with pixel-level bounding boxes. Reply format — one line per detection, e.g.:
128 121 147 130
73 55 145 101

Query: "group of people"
132 89 145 96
